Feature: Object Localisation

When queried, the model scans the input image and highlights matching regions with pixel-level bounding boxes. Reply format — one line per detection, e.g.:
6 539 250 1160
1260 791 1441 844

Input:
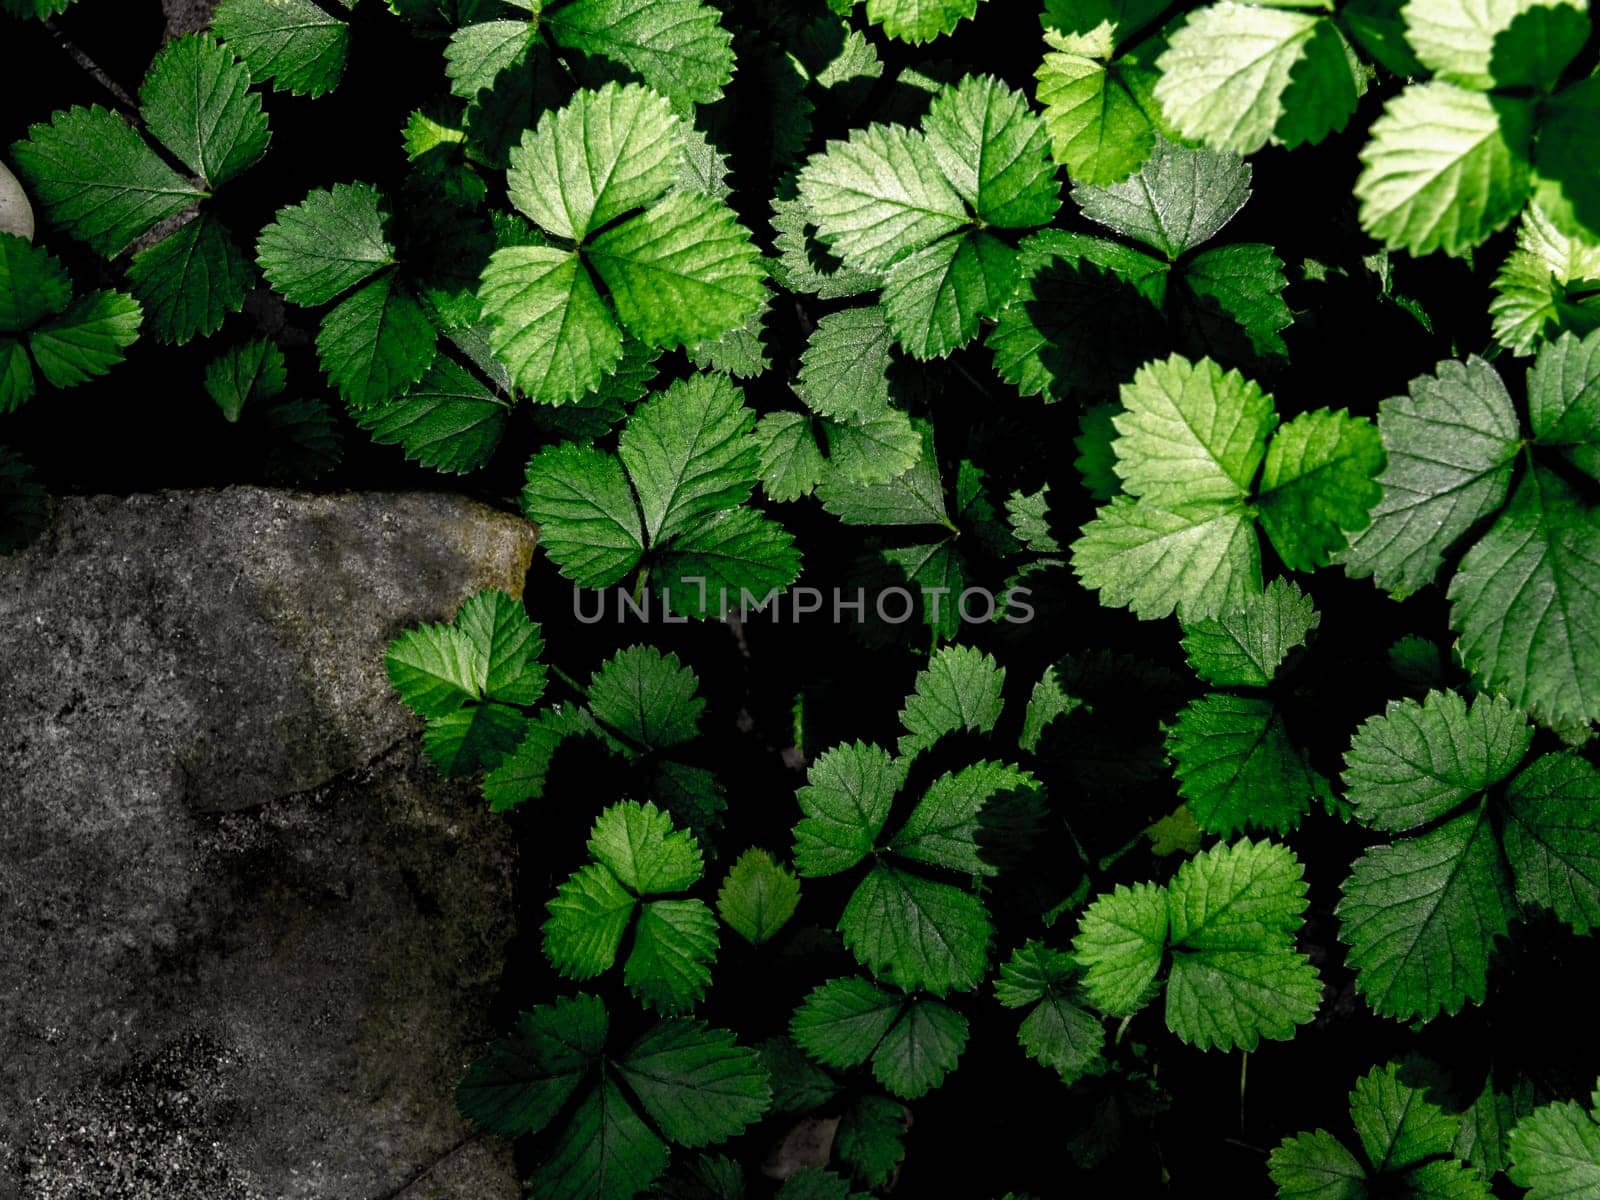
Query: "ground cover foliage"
3 0 1600 1196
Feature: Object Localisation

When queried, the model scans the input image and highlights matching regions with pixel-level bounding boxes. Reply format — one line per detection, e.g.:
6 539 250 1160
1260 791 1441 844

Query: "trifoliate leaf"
1491 202 1600 357
995 942 1104 1082
479 246 622 403
1154 3 1362 154
1528 328 1600 481
457 994 608 1136
897 644 1006 759
1167 694 1326 835
1400 0 1587 91
1343 691 1531 833
385 587 546 718
1181 578 1319 687
923 74 1060 228
1111 353 1274 505
1502 754 1600 935
1341 358 1522 599
1072 139 1252 260
791 977 903 1069
615 1020 771 1146
543 0 736 109
545 863 640 979
26 290 143 390
794 741 903 876
125 214 255 344
755 412 826 502
1036 29 1159 188
587 645 705 752
1255 409 1385 572
797 125 967 273
1448 467 1600 727
211 0 351 97
839 865 993 994
520 441 644 587
625 899 720 1012
589 800 703 894
317 272 438 408
1073 881 1168 1016
138 33 270 189
1508 1087 1600 1200
532 1077 669 1200
0 234 70 334
256 182 395 307
11 105 204 256
587 190 766 350
1355 83 1533 259
871 999 967 1099
1338 805 1514 1020
864 0 983 44
355 355 509 474
891 761 1036 876
717 849 801 946
506 83 680 242
1071 495 1261 622
204 337 286 422
793 307 893 422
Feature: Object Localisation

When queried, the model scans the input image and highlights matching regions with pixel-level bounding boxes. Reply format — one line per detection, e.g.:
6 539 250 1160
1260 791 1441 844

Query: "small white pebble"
0 159 35 242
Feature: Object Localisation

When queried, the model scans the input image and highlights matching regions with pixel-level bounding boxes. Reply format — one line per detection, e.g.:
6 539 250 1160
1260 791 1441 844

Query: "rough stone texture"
0 488 535 1200
161 0 216 37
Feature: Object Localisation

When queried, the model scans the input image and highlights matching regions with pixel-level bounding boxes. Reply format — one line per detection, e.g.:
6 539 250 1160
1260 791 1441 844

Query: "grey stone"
0 488 534 1200
162 0 216 37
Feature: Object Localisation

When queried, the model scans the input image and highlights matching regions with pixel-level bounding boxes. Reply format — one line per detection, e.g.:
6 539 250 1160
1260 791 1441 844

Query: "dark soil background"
5 3 1599 1197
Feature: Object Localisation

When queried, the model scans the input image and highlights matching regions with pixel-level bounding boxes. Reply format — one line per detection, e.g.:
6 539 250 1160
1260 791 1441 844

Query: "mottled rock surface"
0 488 534 1200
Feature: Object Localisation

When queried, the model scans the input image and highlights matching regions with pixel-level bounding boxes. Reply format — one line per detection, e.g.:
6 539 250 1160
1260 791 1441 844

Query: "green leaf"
457 993 607 1136
0 233 70 333
863 0 982 43
317 273 438 408
532 1077 669 1200
755 412 826 502
995 942 1104 1082
204 337 286 422
138 33 269 189
27 290 142 390
770 196 883 301
1071 495 1261 622
1492 203 1600 357
11 105 204 256
717 849 801 945
1503 754 1600 935
1154 3 1362 154
1073 881 1169 1016
797 125 967 273
656 508 803 619
794 741 903 876
444 20 535 99
0 340 34 418
125 214 255 344
834 1095 909 1188
1351 1062 1463 1172
1508 1089 1600 1200
1072 139 1252 259
882 231 1018 359
924 75 1060 228
616 1020 771 1146
355 355 509 474
588 800 703 894
1167 694 1325 836
1111 353 1274 505
1529 328 1600 481
1533 75 1600 244
1355 83 1533 259
619 372 757 546
211 0 350 98
892 761 1036 876
520 440 644 587
816 420 949 527
1267 1128 1367 1200
1340 357 1523 599
385 588 545 718
822 405 923 486
479 246 623 403
625 899 720 1012
545 862 638 979
791 977 904 1070
1019 665 1081 753
793 307 893 422
1448 467 1600 727
1007 485 1060 554
1401 0 1588 91
1181 578 1319 687
506 83 680 242
871 999 967 1099
1343 691 1531 833
897 644 1006 759
839 865 993 995
544 0 736 109
587 190 766 350
1179 241 1294 361
588 645 705 751
1255 409 1386 572
256 182 395 307
1036 29 1159 188
1337 805 1515 1020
